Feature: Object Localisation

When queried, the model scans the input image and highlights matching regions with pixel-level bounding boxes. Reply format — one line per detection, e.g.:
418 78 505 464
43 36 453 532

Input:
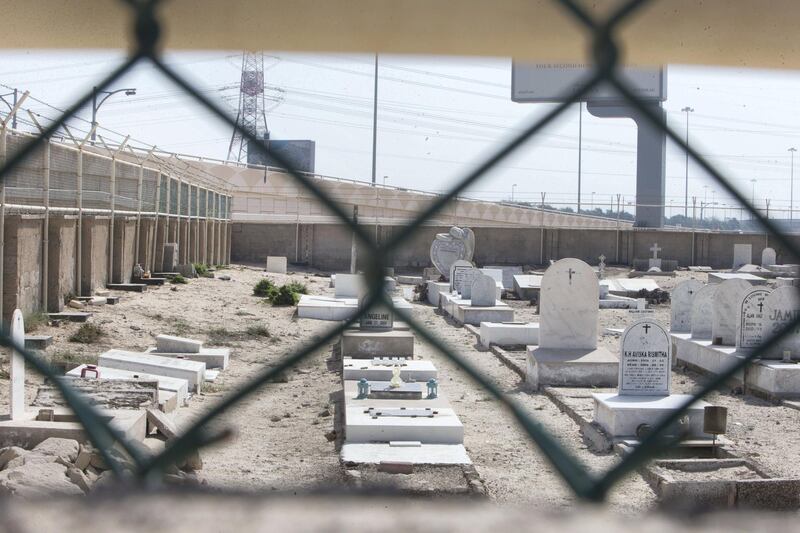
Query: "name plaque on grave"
367 381 423 400
738 288 770 349
619 319 670 396
449 260 475 294
360 306 394 330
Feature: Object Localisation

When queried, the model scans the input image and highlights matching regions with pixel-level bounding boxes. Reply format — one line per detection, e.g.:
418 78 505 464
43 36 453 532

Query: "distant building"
247 136 316 174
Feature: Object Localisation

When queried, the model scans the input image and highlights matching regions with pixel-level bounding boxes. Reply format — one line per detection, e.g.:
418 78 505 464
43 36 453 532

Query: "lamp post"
91 86 137 142
750 178 757 221
789 147 797 223
681 106 694 217
511 183 517 202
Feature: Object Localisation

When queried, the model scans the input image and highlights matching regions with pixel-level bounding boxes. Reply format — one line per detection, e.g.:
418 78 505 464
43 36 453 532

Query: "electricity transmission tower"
227 51 270 163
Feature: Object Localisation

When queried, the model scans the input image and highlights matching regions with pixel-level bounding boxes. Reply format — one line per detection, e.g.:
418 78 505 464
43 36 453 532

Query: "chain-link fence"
0 0 798 500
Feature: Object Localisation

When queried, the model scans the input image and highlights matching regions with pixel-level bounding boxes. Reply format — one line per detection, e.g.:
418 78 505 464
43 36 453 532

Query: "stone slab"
298 295 412 322
139 277 166 286
539 259 598 350
47 312 91 323
341 329 415 358
334 273 367 299
707 273 767 285
155 334 202 354
25 335 52 350
451 301 514 326
98 349 205 393
733 244 752 270
266 256 288 274
341 443 471 465
344 381 450 408
66 364 189 406
479 322 539 348
107 283 148 292
512 275 542 300
593 392 711 439
526 346 619 389
426 281 451 306
145 347 230 370
342 359 437 382
345 406 463 444
396 275 424 285
603 278 661 294
485 266 523 290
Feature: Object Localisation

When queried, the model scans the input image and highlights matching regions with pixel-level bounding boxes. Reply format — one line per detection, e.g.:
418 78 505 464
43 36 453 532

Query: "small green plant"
253 278 276 297
24 311 49 332
170 274 188 284
245 324 271 338
171 318 192 336
50 350 97 366
271 285 301 306
207 327 238 345
192 263 209 277
283 281 308 295
69 323 104 344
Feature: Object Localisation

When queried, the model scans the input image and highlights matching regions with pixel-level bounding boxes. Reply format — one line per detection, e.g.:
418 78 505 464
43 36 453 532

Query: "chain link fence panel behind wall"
0 0 798 504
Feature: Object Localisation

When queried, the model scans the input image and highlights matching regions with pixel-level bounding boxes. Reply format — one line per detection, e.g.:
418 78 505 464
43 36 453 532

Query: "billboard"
247 138 316 173
511 63 666 103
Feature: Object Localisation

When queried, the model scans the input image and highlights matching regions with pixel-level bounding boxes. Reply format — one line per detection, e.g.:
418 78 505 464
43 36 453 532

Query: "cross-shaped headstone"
650 243 662 259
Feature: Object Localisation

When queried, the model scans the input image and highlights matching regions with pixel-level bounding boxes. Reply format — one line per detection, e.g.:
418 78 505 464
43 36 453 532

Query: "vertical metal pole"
76 149 83 295
152 171 161 273
540 192 546 265
350 205 358 274
108 157 116 284
577 102 582 214
195 186 200 263
135 164 143 267
691 196 697 265
176 177 182 264
204 189 210 265
42 141 50 310
616 193 621 263
371 54 378 187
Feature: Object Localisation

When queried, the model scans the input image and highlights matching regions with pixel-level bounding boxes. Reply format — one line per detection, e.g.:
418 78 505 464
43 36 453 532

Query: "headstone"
711 278 752 345
334 273 367 299
736 287 771 351
485 266 523 290
760 286 800 359
156 334 202 354
266 256 288 274
9 309 25 420
733 244 752 270
598 255 606 279
449 260 475 294
761 247 777 267
162 243 178 272
670 279 704 333
359 300 394 330
690 284 717 339
648 243 662 269
470 273 497 307
430 226 475 279
618 319 671 396
539 258 598 350
480 268 504 286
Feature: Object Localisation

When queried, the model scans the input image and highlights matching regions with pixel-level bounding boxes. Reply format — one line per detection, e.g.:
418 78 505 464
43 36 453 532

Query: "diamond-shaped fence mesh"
0 0 798 501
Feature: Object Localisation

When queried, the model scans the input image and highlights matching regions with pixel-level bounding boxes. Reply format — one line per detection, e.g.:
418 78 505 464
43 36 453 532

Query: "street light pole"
750 178 757 221
511 183 517 202
91 85 137 142
789 147 797 223
577 102 582 214
681 106 694 217
371 54 379 186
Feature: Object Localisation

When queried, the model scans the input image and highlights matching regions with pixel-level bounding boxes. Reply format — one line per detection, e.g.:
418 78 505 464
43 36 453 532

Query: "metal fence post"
42 139 50 310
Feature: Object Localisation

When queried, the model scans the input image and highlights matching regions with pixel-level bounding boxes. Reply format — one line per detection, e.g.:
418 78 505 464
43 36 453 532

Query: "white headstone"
648 243 662 269
470 273 497 307
598 255 606 280
449 260 475 294
670 279 704 333
266 256 288 274
760 286 800 359
485 266 523 290
690 284 717 339
733 244 752 270
335 274 367 299
711 278 752 345
761 247 777 267
9 309 25 420
618 319 671 396
480 268 504 285
539 258 598 350
736 287 771 351
430 226 475 279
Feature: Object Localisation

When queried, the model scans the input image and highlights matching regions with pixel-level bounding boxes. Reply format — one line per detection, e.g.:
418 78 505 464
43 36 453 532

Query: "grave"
690 284 717 339
732 244 752 270
396 275 424 285
632 243 678 273
593 319 711 439
470 272 497 307
297 294 413 322
649 243 662 270
479 268 505 298
484 265 523 290
66 364 188 407
736 287 771 352
162 243 179 272
426 280 451 306
344 406 464 444
47 311 92 322
759 285 800 359
710 278 753 346
512 274 542 301
768 264 800 277
441 273 514 325
25 334 52 351
145 347 230 370
334 273 368 299
707 272 767 285
106 283 147 293
603 278 661 295
342 358 437 381
526 258 618 389
430 226 475 279
449 260 476 296
266 256 288 274
156 334 201 353
98 349 206 393
670 279 704 333
479 322 539 348
735 264 777 279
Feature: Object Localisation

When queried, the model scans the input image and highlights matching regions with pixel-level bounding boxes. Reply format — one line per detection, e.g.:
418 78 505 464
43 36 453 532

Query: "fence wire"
0 0 799 500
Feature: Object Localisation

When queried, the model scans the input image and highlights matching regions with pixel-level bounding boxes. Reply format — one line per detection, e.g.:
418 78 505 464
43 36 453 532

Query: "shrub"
253 278 275 297
69 323 104 344
245 325 271 338
24 312 49 332
193 263 209 277
283 281 308 295
271 285 301 306
170 274 188 284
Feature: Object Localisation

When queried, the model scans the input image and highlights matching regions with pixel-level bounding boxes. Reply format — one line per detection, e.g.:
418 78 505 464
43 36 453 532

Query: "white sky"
1 50 799 219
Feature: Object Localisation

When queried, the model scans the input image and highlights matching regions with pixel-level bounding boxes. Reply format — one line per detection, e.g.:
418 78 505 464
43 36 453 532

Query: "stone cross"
9 309 25 420
650 243 661 259
598 255 606 279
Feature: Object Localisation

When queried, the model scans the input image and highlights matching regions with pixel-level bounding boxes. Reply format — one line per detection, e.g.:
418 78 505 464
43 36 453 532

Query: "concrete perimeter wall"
231 222 799 273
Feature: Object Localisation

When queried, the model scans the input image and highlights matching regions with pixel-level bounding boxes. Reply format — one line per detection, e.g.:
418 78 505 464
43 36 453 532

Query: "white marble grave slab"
345 406 463 444
155 334 202 354
479 322 539 347
708 272 767 285
470 273 497 307
66 364 189 406
736 287 771 351
341 443 471 465
98 349 205 392
759 286 800 359
146 347 230 369
670 279 704 333
486 266 523 290
618 319 671 396
690 284 717 339
539 258 598 350
711 278 752 346
266 256 288 274
592 393 710 439
342 358 437 381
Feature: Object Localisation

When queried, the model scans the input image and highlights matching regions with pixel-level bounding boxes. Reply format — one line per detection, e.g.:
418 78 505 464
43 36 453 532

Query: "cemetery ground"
3 266 800 509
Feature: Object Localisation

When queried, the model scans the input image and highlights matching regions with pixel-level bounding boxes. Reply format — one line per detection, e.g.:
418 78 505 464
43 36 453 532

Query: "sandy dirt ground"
0 264 797 511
